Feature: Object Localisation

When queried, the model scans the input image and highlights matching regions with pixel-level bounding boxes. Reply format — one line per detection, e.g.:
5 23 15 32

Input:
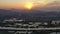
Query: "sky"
0 0 60 10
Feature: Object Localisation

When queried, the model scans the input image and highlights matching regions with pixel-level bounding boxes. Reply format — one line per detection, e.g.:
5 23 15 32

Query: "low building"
51 20 60 25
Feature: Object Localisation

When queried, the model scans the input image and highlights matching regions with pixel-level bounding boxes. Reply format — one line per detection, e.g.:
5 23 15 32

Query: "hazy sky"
0 0 60 10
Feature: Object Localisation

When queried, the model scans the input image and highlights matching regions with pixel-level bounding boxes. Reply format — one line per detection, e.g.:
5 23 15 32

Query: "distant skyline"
0 0 60 10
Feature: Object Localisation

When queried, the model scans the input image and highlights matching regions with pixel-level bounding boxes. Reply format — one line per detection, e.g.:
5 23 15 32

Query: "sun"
24 3 33 10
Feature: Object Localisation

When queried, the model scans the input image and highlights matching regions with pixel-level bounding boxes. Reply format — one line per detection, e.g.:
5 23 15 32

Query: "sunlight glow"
24 3 33 10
